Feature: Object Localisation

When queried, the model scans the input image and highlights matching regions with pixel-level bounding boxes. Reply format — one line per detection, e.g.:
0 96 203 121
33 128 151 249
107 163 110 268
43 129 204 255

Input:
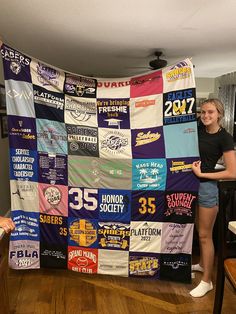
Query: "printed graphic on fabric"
99 158 132 190
97 78 130 98
98 222 130 251
68 246 98 273
10 180 39 212
162 59 195 93
131 126 165 159
132 159 167 190
160 253 191 283
68 218 98 248
130 94 163 129
68 156 101 188
67 124 99 156
129 252 160 278
163 191 197 223
97 98 130 129
98 249 129 276
98 189 131 222
8 116 37 150
34 85 64 122
68 187 98 219
9 148 38 182
64 73 97 98
40 242 67 268
166 157 200 191
36 119 67 154
160 223 194 254
64 95 97 126
31 60 64 92
131 190 165 221
1 44 32 82
39 214 68 245
9 240 40 269
39 183 68 217
130 70 163 98
38 152 68 186
99 128 132 159
6 80 35 117
11 210 39 241
163 88 196 125
130 221 162 253
163 121 199 158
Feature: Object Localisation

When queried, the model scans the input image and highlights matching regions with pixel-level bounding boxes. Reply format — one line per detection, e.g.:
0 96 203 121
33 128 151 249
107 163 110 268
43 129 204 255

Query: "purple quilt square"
8 115 37 150
129 252 160 279
166 157 200 191
68 186 99 219
97 98 130 129
1 44 32 83
38 153 68 186
98 221 130 251
39 214 68 245
131 190 165 221
132 126 165 159
68 218 98 248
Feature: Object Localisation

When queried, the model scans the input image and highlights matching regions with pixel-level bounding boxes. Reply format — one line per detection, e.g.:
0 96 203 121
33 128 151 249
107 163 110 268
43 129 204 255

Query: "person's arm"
192 150 236 180
0 38 3 48
0 216 15 233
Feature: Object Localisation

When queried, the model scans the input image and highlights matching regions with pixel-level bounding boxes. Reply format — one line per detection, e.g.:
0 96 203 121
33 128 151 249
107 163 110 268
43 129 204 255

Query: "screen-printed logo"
166 61 192 82
69 219 97 247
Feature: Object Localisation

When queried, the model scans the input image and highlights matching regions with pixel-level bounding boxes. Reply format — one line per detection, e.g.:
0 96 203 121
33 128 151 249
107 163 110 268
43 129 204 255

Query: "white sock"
190 280 213 298
191 264 204 272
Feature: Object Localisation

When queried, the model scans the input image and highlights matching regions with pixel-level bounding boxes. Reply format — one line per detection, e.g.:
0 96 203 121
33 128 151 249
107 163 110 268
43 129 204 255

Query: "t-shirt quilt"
1 44 199 282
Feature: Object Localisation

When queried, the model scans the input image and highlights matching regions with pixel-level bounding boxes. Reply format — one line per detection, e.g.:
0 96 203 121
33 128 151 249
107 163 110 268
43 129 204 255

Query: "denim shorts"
198 181 219 208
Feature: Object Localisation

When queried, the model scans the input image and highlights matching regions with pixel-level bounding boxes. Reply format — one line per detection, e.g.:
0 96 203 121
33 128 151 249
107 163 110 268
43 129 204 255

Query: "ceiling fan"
149 51 168 70
125 50 168 71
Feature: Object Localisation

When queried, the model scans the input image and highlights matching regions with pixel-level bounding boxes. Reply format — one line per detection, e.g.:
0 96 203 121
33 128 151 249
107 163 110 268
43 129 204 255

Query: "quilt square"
130 94 163 129
131 190 165 221
131 126 165 159
130 71 163 98
68 186 99 219
97 98 130 129
132 159 167 191
1 44 32 83
68 246 98 274
39 183 68 217
64 95 97 127
6 80 35 117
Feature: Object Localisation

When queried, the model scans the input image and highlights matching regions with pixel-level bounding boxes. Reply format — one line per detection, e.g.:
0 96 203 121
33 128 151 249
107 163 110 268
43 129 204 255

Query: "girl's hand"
0 217 15 233
192 160 203 177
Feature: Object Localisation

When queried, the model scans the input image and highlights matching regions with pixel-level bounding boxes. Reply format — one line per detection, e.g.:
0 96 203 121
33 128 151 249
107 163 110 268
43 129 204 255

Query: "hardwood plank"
14 271 40 314
95 287 129 314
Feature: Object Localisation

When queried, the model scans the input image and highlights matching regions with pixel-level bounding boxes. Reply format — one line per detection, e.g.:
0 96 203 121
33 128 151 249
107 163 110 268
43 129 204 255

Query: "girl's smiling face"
200 102 220 127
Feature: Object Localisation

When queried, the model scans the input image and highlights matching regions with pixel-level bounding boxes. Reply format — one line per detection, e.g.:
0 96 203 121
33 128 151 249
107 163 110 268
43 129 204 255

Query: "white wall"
0 60 10 216
195 77 216 98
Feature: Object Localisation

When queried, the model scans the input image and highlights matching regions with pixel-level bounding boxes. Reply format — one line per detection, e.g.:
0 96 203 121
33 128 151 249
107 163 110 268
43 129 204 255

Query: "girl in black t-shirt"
190 99 236 297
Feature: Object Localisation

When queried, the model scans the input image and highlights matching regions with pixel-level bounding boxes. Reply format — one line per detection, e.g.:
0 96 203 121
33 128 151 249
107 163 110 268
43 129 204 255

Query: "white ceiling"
1 0 236 78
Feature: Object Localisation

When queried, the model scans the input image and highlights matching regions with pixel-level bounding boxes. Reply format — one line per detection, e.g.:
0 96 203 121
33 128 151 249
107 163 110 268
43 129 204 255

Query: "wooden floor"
6 258 236 314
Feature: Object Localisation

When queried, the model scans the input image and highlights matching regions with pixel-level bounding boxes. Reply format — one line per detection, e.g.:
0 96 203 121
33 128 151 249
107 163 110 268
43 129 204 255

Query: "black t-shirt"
198 126 234 173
